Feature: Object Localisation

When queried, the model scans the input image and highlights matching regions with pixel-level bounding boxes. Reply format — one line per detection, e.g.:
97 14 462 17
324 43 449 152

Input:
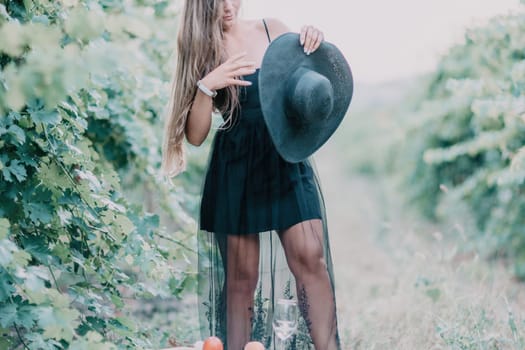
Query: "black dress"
197 20 341 350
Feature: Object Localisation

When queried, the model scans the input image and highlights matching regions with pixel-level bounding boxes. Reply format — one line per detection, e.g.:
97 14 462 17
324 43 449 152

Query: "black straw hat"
259 32 353 163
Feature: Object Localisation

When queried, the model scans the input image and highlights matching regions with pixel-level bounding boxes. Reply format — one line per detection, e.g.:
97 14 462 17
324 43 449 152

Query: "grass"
324 76 525 349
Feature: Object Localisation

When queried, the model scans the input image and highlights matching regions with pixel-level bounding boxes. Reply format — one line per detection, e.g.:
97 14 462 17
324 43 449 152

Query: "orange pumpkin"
244 341 264 350
203 336 223 350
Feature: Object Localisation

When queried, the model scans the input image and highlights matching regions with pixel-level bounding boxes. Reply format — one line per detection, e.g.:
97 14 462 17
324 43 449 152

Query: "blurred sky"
242 0 523 84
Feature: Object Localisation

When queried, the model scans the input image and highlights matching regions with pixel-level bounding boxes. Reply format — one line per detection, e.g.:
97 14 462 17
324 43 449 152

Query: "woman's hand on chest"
200 52 257 91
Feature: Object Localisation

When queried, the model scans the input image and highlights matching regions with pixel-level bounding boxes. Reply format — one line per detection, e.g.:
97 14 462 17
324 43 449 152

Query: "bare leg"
225 234 260 350
279 219 338 350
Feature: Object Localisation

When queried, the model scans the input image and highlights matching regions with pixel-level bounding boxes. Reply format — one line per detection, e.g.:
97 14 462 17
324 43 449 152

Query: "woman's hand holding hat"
300 25 324 55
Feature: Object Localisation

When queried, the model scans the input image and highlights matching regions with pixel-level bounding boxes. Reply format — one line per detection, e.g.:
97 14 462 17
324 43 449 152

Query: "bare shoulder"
258 17 291 40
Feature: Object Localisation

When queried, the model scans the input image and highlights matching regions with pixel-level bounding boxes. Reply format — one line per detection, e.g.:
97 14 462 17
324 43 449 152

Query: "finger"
311 32 324 53
230 60 256 71
309 29 322 54
304 27 315 54
234 67 258 76
307 30 319 53
228 78 252 86
300 26 307 46
309 31 321 53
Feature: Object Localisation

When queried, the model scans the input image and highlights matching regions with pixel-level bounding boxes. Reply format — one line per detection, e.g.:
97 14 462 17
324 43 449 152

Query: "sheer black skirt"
196 108 341 349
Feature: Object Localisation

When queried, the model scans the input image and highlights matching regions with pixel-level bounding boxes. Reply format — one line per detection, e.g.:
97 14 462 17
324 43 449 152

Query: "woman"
161 1 341 349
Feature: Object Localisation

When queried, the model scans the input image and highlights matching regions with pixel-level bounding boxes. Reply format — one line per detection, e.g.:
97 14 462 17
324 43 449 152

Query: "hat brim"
259 32 354 163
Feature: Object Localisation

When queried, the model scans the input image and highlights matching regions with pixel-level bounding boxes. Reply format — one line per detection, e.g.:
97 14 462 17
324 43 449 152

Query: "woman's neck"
223 18 245 35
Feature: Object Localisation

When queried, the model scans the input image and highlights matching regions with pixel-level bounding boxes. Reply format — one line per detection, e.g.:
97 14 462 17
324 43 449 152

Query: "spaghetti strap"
262 18 271 43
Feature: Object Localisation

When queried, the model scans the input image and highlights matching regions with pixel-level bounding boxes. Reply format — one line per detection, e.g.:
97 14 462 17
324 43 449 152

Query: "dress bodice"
238 68 261 110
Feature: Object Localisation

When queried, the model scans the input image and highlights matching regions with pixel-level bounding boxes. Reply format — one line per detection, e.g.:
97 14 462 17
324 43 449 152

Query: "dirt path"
315 142 525 349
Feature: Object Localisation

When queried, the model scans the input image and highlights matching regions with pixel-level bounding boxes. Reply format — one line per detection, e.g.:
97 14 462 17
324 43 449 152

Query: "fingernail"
304 47 307 53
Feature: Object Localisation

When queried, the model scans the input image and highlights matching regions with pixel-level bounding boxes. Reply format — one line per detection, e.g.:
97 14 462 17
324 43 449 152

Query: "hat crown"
286 68 334 124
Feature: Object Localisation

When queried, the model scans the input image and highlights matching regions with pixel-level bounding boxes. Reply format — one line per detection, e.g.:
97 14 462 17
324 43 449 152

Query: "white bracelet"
197 80 217 98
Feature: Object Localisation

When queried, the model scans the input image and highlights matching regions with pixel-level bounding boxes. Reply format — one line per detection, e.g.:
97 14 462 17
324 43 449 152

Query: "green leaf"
0 239 16 266
24 332 62 349
23 268 47 292
19 151 39 169
0 271 16 302
20 235 51 263
38 161 71 192
80 316 107 336
0 303 17 327
31 110 61 125
108 316 136 337
0 126 6 138
11 250 31 268
0 218 9 240
64 7 105 42
0 4 10 21
110 294 124 309
38 306 80 342
23 202 54 225
58 189 83 206
2 63 25 111
31 15 50 25
2 159 27 182
7 124 25 145
0 21 26 56
17 305 38 329
114 213 134 235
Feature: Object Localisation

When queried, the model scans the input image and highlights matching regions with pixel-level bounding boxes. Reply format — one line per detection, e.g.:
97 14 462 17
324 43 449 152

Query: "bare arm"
185 53 257 146
185 89 214 146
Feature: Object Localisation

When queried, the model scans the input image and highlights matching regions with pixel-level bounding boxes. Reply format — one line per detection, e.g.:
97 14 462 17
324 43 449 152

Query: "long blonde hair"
161 0 239 178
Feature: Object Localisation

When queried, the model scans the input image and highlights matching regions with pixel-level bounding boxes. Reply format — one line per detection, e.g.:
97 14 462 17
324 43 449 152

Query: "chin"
222 19 235 30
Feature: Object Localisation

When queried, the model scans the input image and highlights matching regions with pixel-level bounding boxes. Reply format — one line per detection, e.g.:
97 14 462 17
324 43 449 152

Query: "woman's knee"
227 262 259 293
226 234 260 292
288 244 327 276
281 220 328 276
